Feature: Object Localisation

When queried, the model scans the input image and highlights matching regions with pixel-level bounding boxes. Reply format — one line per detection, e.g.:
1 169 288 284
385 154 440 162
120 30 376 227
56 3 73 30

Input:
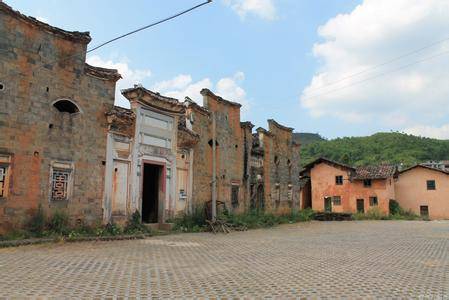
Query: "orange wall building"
395 165 449 219
301 158 397 215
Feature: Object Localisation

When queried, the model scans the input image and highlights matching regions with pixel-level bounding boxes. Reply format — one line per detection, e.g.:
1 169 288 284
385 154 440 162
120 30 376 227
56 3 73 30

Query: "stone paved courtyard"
1 221 449 298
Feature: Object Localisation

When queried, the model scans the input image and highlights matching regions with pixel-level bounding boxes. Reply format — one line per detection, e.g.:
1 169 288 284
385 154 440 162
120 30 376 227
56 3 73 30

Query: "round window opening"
0 82 4 91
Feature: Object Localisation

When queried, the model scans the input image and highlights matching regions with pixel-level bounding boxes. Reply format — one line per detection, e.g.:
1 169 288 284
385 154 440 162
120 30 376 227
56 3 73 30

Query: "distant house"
300 158 397 215
395 165 449 219
421 160 449 172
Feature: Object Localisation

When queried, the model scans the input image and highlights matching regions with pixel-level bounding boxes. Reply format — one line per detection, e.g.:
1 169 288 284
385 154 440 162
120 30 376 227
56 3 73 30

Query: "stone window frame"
49 161 75 202
0 154 12 199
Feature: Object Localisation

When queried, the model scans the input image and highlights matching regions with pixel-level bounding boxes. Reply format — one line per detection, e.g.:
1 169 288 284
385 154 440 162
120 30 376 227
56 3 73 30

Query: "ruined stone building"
101 87 302 225
0 3 120 232
0 3 302 232
183 89 302 216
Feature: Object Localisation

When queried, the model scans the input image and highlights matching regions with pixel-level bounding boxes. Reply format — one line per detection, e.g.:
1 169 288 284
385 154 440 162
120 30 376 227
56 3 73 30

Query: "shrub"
124 210 151 234
291 208 315 222
353 207 387 220
47 210 70 235
103 222 122 236
27 205 46 237
171 206 207 232
389 200 401 215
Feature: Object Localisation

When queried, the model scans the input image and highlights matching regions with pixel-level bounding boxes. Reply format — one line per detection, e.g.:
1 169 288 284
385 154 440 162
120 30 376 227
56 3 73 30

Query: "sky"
7 0 449 139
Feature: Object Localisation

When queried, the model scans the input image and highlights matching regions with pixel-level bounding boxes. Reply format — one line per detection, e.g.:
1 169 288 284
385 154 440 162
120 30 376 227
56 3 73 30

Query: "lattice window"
51 169 71 201
0 166 7 197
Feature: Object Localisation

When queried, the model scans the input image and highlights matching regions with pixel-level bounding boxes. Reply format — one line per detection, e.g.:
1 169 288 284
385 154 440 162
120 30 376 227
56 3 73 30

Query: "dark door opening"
357 199 365 213
420 205 429 218
324 197 332 212
142 164 162 223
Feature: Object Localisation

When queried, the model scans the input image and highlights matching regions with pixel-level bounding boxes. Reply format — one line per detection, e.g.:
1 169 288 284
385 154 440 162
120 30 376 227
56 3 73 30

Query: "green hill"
293 132 325 146
300 132 449 167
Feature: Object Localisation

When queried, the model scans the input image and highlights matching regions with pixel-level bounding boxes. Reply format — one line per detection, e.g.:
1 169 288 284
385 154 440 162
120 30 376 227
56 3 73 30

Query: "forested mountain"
300 132 449 167
293 133 325 146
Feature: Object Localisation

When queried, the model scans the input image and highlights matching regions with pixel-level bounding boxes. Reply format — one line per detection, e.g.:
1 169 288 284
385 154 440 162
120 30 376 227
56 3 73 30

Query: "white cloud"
301 0 449 137
404 124 449 139
223 0 276 20
86 55 152 108
153 71 250 113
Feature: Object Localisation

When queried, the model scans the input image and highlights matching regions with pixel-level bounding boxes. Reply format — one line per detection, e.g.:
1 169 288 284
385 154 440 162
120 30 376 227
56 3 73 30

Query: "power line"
87 0 212 53
305 36 449 94
301 49 449 102
33 0 212 72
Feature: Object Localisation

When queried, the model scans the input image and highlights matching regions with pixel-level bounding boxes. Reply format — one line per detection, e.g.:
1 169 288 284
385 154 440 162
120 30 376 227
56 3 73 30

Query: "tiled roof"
400 164 449 175
200 89 242 107
85 64 121 81
353 165 397 180
0 2 91 43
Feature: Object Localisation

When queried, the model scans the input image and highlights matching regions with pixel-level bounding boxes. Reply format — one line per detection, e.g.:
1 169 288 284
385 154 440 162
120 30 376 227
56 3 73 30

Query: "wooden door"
357 199 364 213
324 197 332 212
112 160 129 216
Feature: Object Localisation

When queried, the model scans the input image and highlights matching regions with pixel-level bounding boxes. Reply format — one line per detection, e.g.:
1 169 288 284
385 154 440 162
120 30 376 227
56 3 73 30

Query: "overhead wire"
301 48 449 101
305 36 449 94
32 0 212 72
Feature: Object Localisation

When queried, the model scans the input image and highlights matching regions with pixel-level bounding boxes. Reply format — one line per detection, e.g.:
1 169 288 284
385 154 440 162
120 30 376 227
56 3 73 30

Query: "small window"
231 185 239 208
51 168 72 201
274 156 280 165
427 180 436 190
0 165 9 197
0 155 11 198
369 196 378 206
0 82 4 91
363 179 372 187
335 176 343 185
332 196 341 206
53 99 80 114
420 205 429 218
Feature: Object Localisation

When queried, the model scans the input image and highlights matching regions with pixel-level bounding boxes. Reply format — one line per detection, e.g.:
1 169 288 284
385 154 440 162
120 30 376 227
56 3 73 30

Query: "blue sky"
8 0 449 139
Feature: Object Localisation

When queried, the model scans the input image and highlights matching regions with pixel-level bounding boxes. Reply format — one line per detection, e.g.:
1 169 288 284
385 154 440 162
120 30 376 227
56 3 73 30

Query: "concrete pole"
211 112 217 221
188 148 194 215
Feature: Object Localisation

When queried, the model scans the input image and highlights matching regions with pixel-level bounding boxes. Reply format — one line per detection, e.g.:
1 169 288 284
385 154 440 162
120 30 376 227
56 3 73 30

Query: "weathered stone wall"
185 103 212 212
266 120 301 214
0 4 118 232
202 90 246 213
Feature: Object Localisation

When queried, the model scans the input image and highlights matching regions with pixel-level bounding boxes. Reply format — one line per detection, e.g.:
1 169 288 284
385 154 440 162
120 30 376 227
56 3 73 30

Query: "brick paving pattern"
1 221 449 298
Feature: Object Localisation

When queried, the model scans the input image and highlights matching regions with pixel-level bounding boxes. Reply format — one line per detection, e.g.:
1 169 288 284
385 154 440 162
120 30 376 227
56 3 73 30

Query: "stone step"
143 223 174 232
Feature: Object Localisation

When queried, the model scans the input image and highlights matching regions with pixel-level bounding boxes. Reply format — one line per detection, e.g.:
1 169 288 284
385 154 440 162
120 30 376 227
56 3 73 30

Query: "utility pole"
211 112 217 221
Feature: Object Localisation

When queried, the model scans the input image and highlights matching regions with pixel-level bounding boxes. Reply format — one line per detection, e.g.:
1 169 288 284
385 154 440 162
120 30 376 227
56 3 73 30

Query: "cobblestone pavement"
1 221 449 298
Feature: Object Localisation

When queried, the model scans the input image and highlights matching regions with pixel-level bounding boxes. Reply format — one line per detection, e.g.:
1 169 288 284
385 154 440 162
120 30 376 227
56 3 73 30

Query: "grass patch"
1 209 152 242
170 208 315 232
352 206 421 221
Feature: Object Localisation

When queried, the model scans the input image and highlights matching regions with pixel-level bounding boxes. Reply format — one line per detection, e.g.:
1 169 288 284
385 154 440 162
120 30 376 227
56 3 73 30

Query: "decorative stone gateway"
118 86 195 225
0 2 120 233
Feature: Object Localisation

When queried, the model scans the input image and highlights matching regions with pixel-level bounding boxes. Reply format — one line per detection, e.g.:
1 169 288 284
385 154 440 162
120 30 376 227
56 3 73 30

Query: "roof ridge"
0 2 91 43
